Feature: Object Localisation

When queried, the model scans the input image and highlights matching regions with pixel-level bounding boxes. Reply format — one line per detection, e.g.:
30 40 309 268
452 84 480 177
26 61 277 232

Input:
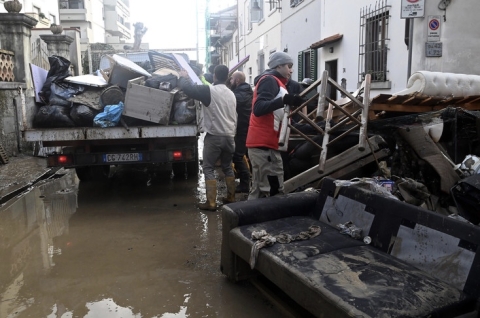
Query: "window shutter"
310 49 317 81
297 52 303 82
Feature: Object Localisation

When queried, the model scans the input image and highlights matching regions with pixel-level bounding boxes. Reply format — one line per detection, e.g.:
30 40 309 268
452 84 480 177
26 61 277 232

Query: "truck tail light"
47 155 73 167
173 151 183 160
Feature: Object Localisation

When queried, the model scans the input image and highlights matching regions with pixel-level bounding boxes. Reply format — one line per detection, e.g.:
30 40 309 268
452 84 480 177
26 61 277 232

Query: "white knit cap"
268 52 293 69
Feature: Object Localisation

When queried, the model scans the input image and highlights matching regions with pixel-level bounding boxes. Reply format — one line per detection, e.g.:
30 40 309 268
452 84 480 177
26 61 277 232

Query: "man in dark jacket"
229 71 253 193
246 52 305 200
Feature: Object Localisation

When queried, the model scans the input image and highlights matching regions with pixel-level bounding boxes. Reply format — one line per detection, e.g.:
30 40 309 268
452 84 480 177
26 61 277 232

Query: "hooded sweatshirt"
246 69 288 150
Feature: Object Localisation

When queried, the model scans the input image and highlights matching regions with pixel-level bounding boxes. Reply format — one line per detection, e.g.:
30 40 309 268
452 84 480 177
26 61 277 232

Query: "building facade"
228 0 480 98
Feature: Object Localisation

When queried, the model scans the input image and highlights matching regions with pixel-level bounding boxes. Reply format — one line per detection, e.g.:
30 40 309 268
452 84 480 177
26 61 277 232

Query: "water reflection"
0 165 280 317
0 171 78 318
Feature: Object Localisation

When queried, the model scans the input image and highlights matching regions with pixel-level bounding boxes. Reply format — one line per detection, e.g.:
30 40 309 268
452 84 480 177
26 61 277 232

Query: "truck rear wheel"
75 165 110 182
172 161 199 179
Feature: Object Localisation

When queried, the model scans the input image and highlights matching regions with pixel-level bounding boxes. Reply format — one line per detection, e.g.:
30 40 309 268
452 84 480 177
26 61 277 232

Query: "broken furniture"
221 177 480 317
124 77 178 125
282 71 374 191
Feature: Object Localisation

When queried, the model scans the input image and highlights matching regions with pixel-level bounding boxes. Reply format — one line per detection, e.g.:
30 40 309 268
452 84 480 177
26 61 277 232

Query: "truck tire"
172 161 199 179
75 165 110 182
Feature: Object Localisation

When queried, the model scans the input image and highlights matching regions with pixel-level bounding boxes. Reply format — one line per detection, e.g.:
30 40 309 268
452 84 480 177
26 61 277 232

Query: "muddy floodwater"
0 166 286 317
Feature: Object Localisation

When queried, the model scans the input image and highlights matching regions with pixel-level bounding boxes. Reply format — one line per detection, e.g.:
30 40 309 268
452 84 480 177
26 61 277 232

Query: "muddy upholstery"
221 178 480 317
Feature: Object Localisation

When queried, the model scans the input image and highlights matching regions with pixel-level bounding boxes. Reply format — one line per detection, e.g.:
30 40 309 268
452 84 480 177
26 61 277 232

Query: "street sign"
427 16 441 42
401 0 425 19
426 42 442 57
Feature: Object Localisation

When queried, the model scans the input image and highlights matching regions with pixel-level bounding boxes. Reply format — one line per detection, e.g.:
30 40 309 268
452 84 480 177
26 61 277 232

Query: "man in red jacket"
246 52 304 200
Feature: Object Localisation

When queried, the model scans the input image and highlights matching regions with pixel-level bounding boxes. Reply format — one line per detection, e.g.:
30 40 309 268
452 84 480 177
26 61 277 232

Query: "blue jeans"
203 133 235 180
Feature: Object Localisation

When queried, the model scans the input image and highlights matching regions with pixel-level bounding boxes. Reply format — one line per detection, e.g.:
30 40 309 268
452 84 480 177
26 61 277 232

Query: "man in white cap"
246 51 305 200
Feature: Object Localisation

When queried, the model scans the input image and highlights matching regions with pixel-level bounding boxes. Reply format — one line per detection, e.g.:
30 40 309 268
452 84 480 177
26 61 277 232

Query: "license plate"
103 153 142 163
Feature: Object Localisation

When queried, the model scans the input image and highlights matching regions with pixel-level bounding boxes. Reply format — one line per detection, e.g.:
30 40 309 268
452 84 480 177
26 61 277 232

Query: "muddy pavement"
0 165 288 317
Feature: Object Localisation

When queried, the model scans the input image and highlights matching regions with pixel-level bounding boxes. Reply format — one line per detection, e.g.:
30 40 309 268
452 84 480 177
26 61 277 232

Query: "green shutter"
297 51 303 82
310 49 318 81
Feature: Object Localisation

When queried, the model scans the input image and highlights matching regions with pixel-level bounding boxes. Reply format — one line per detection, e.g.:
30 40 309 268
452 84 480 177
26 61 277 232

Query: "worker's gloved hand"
283 94 305 108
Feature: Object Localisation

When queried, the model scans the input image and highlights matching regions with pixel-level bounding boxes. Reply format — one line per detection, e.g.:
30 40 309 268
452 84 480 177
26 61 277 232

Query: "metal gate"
30 38 50 70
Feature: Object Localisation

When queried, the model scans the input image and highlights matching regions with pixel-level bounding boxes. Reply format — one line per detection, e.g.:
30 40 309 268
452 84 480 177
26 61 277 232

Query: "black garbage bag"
172 100 196 124
38 56 72 104
145 74 178 90
451 175 480 225
70 104 99 127
33 105 75 128
49 82 85 107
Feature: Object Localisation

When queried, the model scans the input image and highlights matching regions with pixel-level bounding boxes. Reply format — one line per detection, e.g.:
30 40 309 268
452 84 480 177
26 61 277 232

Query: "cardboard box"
124 77 177 125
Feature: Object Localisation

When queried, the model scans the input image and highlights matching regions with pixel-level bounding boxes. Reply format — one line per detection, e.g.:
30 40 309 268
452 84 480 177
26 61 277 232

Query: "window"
258 53 265 75
297 49 317 82
235 35 239 56
59 0 84 9
290 0 304 8
250 0 263 23
268 0 277 11
359 0 390 83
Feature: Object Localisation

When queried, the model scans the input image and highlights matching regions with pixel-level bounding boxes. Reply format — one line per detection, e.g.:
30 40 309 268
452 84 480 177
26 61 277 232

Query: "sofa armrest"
220 192 319 281
222 191 319 229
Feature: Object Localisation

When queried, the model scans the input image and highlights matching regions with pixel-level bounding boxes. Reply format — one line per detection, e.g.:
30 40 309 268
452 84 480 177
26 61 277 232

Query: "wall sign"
427 16 442 42
426 42 442 57
401 0 425 19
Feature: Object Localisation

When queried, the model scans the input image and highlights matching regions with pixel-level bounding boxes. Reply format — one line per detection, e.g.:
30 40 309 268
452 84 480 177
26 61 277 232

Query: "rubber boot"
198 180 217 211
235 170 250 193
234 156 251 193
222 176 236 204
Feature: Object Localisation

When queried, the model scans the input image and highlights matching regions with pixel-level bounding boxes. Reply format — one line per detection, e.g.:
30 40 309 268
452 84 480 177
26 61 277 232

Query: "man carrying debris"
178 65 237 211
229 71 253 193
246 52 305 200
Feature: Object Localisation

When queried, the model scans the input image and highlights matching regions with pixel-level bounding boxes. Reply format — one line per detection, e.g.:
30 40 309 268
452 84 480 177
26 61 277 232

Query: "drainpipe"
13 96 22 153
407 18 414 81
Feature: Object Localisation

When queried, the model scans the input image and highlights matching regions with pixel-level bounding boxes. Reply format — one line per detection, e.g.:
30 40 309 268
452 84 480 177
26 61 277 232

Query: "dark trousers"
233 132 250 190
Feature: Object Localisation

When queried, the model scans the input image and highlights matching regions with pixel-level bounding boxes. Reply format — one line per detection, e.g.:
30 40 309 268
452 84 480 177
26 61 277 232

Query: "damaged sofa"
221 178 480 317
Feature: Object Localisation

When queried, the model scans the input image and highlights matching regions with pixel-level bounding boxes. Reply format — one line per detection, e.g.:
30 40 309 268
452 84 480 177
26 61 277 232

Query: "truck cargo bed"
23 125 198 142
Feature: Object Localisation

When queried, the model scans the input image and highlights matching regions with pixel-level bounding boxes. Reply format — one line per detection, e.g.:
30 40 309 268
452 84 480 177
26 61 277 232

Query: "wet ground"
0 163 289 318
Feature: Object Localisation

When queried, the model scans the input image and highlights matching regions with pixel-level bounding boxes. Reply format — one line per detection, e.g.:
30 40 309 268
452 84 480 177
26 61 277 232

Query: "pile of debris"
285 71 480 227
31 52 200 129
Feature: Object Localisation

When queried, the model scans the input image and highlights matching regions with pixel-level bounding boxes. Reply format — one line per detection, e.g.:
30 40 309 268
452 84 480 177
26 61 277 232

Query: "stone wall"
0 13 38 158
0 83 35 156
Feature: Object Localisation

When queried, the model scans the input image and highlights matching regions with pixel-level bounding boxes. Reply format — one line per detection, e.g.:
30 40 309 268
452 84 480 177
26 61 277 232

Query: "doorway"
325 60 338 100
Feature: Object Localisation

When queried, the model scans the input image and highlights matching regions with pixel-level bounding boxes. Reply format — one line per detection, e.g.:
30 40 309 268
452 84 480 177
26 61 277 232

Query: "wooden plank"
458 103 480 111
418 96 444 106
284 135 385 193
455 95 480 104
371 94 392 104
369 103 445 113
386 95 412 104
401 96 426 105
314 148 390 188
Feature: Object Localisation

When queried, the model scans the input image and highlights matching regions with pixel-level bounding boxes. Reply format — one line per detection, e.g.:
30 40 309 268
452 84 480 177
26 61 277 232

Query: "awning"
229 55 250 75
310 34 343 49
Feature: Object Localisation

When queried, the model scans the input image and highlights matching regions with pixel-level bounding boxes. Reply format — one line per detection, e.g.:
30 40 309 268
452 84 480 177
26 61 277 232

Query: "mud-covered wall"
0 84 35 156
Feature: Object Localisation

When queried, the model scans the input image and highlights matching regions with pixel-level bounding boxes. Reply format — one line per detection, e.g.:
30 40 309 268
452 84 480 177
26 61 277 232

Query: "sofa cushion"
229 216 475 317
229 216 364 266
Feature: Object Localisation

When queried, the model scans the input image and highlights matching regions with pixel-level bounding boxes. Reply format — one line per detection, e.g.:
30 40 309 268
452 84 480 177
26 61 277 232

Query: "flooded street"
0 166 286 318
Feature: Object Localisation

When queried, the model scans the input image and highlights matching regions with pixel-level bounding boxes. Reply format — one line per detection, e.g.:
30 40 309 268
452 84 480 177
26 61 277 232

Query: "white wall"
281 0 322 82
321 0 409 96
237 0 282 85
412 0 480 75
